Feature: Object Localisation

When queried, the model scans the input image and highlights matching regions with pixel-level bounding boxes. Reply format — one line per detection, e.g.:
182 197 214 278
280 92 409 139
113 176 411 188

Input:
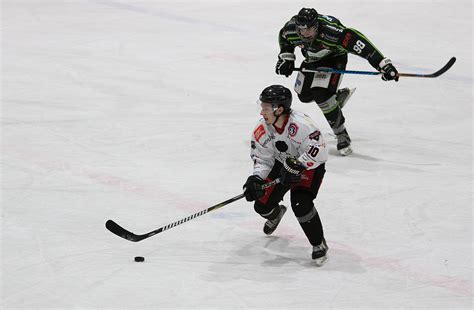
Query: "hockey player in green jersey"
276 8 398 156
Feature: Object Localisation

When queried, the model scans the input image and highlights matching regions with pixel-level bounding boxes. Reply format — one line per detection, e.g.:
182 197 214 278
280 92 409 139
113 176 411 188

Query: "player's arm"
278 26 296 54
250 138 275 180
280 129 328 187
243 127 275 201
339 27 399 81
276 25 297 77
339 28 385 68
298 130 328 169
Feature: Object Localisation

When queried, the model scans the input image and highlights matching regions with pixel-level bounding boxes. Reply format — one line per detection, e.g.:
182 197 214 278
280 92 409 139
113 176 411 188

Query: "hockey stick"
294 57 456 78
105 179 280 242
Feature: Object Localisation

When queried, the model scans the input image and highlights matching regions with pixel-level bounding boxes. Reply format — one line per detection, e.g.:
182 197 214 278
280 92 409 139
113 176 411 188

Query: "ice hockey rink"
2 0 472 309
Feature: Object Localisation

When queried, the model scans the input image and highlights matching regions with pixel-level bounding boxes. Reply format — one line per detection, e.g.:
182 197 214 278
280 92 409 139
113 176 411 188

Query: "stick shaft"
294 57 456 78
105 179 280 242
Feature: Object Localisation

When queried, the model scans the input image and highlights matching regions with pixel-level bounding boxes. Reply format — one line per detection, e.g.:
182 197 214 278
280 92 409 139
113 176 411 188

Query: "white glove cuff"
378 58 392 70
279 53 296 61
284 159 302 174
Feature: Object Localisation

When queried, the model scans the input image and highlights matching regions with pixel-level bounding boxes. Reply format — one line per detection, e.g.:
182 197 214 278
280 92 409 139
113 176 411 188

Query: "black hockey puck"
134 256 145 262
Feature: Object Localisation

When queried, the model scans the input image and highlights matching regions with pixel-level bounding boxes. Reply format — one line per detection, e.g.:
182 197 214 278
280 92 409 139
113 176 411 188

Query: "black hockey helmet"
259 85 292 114
295 8 319 28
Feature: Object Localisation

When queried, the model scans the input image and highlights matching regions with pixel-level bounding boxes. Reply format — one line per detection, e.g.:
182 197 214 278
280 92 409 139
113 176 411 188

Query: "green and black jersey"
279 14 385 69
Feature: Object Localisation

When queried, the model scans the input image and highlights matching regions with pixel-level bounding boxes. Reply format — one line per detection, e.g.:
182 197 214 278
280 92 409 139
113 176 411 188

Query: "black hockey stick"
105 179 280 242
294 57 456 78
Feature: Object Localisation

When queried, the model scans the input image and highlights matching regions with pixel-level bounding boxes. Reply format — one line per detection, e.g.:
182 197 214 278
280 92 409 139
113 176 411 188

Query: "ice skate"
336 129 352 156
312 239 328 266
263 205 287 235
336 87 356 109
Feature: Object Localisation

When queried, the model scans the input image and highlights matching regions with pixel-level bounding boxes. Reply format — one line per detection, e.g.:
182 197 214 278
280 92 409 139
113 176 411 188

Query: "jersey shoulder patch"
309 130 321 140
253 124 266 142
288 123 299 137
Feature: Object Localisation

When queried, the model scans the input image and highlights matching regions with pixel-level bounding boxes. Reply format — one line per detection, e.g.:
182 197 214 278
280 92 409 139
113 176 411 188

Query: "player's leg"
253 161 289 235
290 164 328 265
295 55 353 156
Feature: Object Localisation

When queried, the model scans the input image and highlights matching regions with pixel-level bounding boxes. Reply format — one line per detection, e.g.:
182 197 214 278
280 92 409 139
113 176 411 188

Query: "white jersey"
250 110 328 179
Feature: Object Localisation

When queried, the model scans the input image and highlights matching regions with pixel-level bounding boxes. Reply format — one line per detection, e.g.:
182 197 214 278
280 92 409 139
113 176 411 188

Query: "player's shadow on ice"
204 236 365 283
329 148 381 161
259 236 366 273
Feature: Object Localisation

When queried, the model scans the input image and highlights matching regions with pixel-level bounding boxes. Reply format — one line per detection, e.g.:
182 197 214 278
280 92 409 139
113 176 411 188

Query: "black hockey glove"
243 175 266 202
275 53 296 77
378 58 399 81
280 157 306 186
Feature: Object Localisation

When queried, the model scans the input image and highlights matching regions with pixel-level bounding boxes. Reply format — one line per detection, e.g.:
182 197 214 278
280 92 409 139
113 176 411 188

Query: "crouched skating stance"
243 85 329 265
276 8 399 155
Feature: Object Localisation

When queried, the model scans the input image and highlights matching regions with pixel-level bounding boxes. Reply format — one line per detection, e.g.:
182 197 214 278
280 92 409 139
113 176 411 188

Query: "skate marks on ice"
92 0 246 34
196 226 473 298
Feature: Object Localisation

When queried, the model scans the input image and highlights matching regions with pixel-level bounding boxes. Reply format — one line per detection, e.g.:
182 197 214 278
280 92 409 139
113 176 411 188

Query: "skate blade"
313 255 328 267
339 146 353 156
263 206 287 235
338 88 356 109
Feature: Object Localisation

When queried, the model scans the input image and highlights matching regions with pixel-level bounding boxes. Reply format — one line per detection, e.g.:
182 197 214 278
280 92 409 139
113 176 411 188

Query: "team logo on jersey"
253 124 266 142
288 123 299 137
325 24 343 33
322 33 339 42
275 141 288 152
309 130 321 140
342 33 352 48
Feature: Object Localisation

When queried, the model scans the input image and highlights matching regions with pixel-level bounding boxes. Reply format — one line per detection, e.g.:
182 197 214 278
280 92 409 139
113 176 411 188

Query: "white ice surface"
1 0 472 309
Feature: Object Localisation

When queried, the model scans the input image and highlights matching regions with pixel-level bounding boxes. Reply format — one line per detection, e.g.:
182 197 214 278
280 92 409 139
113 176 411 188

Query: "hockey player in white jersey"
243 85 329 265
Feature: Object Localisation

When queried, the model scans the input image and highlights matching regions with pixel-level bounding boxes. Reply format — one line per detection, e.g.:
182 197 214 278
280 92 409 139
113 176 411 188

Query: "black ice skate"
336 87 356 109
312 238 328 266
263 205 287 235
336 129 352 156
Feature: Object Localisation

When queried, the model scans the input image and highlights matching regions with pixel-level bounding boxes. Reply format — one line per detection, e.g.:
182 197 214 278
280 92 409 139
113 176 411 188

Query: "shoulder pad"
318 15 342 25
282 22 303 44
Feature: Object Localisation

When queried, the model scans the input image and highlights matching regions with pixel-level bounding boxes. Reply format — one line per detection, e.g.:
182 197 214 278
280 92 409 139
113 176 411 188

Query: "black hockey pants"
254 161 326 246
295 54 348 135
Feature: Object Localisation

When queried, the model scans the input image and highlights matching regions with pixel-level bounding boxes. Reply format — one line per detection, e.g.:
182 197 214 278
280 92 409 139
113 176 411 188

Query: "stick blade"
398 57 456 78
105 220 143 242
432 56 456 77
